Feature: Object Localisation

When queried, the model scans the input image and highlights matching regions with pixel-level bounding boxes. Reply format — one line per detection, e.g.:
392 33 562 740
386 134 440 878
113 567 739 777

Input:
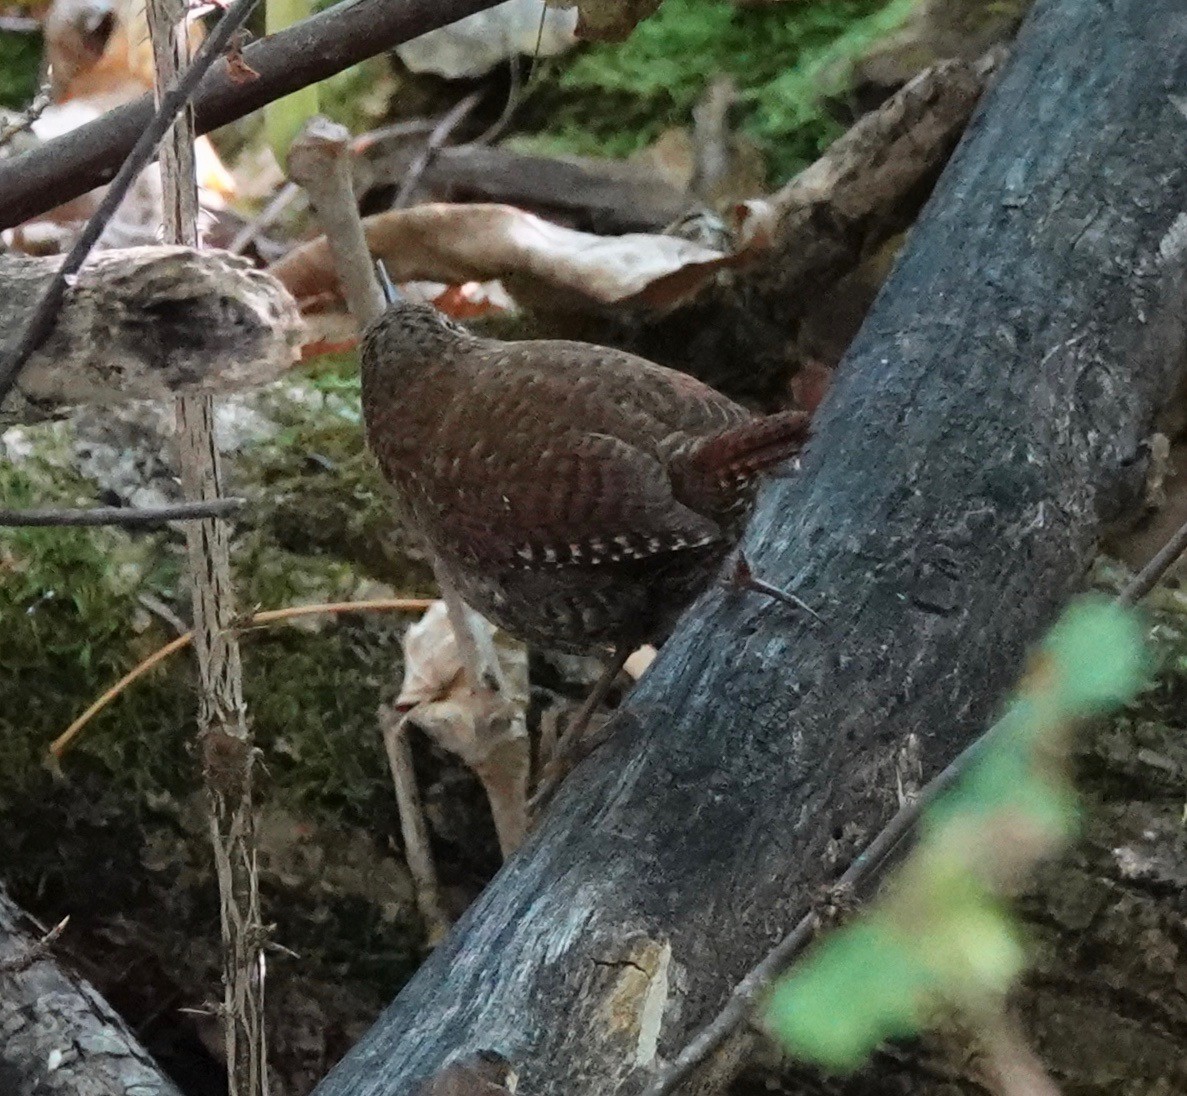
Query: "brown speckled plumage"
360 300 810 654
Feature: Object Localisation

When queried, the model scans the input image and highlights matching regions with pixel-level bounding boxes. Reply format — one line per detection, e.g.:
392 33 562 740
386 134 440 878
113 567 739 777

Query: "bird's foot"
529 644 634 816
529 712 613 815
726 552 824 623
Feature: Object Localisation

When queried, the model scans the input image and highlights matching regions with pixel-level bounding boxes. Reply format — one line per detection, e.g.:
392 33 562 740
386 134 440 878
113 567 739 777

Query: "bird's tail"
669 410 811 514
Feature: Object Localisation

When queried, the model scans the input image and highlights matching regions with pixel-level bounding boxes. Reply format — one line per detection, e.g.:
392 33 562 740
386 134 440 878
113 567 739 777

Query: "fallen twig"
49 597 435 760
0 84 51 151
393 90 484 210
0 498 245 527
0 915 69 974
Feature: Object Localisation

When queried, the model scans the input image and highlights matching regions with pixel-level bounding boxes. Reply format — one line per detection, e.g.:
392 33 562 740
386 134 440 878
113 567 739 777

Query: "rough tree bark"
310 1 1187 1094
0 888 183 1096
0 248 301 429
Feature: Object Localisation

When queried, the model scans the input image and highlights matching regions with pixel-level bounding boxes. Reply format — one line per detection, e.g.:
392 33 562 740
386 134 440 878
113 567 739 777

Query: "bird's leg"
531 642 634 812
726 552 823 623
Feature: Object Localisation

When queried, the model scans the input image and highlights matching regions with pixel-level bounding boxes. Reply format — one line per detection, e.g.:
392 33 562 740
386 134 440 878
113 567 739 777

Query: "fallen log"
0 887 184 1096
309 0 1187 1093
0 246 302 428
359 144 690 235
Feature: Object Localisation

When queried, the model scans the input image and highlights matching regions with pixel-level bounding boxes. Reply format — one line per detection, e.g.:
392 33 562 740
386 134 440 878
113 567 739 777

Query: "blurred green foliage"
0 30 41 109
522 0 914 183
764 597 1148 1071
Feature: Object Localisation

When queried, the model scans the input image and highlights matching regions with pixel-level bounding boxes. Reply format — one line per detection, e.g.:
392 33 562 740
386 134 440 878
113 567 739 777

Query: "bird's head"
359 263 472 397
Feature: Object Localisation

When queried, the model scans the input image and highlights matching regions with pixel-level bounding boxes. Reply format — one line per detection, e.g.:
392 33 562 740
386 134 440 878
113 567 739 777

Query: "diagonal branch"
0 0 501 233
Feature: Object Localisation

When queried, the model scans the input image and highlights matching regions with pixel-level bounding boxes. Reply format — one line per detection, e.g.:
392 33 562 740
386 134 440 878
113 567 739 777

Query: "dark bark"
736 650 1187 1094
0 0 500 231
309 1 1187 1094
0 887 184 1096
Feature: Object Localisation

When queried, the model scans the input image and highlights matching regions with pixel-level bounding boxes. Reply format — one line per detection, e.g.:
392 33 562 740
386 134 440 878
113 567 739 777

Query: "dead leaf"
269 201 776 320
547 0 662 41
410 1051 517 1095
398 0 577 78
396 602 528 758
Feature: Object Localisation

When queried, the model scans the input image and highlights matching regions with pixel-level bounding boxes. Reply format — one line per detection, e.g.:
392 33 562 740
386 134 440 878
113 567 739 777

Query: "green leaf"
763 596 1147 1072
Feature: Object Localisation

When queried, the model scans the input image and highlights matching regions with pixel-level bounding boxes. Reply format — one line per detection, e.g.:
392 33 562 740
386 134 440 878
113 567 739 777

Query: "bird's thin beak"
375 259 402 306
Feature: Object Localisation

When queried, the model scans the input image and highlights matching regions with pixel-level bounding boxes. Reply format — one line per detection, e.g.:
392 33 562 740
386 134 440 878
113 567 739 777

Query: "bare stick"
0 498 244 527
0 83 51 150
229 180 302 255
0 915 69 974
287 118 385 326
381 707 452 944
147 0 266 1091
392 90 483 210
0 0 260 408
1115 513 1187 605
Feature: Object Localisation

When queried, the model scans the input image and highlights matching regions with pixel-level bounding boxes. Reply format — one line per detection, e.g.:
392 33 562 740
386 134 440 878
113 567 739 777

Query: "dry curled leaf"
396 601 528 769
547 0 662 41
269 201 775 321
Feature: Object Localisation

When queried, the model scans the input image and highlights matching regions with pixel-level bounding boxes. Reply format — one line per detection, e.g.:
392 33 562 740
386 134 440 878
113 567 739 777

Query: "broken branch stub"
2 246 302 426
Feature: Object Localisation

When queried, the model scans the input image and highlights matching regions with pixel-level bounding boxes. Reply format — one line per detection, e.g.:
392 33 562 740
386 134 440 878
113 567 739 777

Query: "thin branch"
380 706 452 944
1115 512 1187 605
0 498 245 527
50 597 434 756
641 534 1187 1096
0 84 51 150
0 0 261 408
470 55 524 149
392 90 484 210
147 0 266 1087
229 180 302 255
0 0 500 232
0 915 70 974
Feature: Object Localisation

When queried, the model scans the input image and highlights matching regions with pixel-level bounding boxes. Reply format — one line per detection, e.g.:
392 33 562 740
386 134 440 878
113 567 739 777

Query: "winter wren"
359 300 811 663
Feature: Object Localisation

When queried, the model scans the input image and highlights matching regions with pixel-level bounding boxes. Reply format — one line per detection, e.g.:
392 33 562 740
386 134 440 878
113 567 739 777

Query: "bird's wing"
524 340 753 443
415 428 723 571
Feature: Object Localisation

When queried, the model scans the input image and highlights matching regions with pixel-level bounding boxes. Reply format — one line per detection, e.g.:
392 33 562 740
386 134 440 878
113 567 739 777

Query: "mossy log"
311 0 1187 1093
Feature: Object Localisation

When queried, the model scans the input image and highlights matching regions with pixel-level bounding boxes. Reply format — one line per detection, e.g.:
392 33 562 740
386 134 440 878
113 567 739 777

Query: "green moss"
0 30 41 110
0 386 424 832
521 0 915 183
0 401 428 1004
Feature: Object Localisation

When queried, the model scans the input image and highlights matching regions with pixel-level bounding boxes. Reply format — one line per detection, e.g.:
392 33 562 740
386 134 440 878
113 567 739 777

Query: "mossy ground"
516 0 915 184
0 375 436 1092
